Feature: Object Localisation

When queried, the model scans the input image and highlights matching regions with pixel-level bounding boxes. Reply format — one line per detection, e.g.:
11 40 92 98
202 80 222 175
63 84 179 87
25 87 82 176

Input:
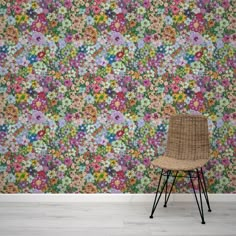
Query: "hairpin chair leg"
150 169 171 219
164 171 178 207
188 170 205 224
200 168 212 212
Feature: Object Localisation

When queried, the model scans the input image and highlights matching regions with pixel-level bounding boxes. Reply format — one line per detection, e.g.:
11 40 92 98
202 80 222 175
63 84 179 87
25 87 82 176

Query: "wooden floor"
0 202 235 236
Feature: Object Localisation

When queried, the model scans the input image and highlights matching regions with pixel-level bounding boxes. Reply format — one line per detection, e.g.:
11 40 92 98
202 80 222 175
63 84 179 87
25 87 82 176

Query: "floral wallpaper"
0 0 235 194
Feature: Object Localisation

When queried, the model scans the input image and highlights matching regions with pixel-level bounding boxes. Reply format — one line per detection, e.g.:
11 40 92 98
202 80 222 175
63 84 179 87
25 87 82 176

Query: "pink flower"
110 98 126 111
64 0 73 8
143 0 151 8
13 5 22 14
189 19 204 33
31 98 47 111
64 157 72 166
31 176 47 190
171 84 180 93
170 5 180 14
91 162 101 171
64 79 72 87
92 5 101 14
13 84 22 93
189 98 203 111
143 79 151 87
110 177 125 190
92 84 101 93
13 163 22 172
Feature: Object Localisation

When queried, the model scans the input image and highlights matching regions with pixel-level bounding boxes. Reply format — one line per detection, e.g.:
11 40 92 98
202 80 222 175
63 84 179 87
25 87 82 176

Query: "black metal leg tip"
208 209 212 212
201 221 205 224
149 215 153 219
163 205 167 208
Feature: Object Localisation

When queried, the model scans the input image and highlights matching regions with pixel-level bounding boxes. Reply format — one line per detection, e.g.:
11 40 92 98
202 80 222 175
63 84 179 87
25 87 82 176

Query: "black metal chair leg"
164 172 168 208
200 168 212 212
150 169 170 218
189 170 205 224
197 169 205 224
164 171 178 207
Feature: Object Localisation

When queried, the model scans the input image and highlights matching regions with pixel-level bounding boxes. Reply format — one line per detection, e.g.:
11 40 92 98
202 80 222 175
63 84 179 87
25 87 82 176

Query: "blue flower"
107 133 116 143
28 55 37 64
0 124 8 132
28 134 37 143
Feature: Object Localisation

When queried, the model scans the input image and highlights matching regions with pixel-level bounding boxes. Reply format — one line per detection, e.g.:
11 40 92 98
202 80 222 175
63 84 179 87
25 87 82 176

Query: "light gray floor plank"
0 202 235 236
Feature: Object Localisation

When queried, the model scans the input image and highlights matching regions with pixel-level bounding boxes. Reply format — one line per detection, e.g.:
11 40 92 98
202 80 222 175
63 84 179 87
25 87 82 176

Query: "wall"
0 0 235 193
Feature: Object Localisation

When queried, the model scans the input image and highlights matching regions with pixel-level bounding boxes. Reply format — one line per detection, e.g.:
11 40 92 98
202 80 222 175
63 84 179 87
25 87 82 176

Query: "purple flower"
111 32 125 45
31 111 46 124
111 111 125 124
31 32 46 46
190 31 204 45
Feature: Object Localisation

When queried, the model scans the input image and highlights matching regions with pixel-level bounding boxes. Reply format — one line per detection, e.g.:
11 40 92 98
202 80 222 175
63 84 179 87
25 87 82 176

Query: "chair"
149 114 212 224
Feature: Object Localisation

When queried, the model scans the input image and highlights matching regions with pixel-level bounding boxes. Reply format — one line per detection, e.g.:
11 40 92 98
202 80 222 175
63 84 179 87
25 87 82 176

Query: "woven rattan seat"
152 156 209 171
150 114 212 224
152 114 210 171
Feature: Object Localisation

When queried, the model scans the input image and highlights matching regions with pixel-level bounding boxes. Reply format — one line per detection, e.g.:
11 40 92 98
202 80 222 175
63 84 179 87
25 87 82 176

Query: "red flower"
116 51 124 59
38 171 46 179
196 92 203 99
37 130 46 138
116 130 124 138
116 92 125 99
195 51 203 59
38 92 46 99
37 51 46 59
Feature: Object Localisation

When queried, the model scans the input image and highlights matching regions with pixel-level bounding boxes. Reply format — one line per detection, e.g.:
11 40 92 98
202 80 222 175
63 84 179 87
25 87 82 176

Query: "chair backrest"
166 114 210 161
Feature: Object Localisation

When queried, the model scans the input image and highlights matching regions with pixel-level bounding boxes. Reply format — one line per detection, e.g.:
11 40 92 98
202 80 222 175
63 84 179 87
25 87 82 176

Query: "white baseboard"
0 194 235 202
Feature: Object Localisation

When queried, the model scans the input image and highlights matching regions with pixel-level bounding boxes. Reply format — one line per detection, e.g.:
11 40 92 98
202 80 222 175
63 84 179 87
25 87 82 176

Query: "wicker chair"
149 114 212 224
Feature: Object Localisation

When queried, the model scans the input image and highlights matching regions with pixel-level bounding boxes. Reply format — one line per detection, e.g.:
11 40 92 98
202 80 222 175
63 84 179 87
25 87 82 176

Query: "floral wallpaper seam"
0 0 235 193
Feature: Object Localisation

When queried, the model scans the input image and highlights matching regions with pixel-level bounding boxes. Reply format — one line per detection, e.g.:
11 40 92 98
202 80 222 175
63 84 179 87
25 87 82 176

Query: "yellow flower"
27 145 33 152
110 80 117 88
53 35 59 42
131 114 138 121
189 80 196 88
53 114 60 121
31 1 38 9
150 128 155 136
16 93 28 103
70 48 77 57
71 127 77 136
16 172 29 181
149 49 156 57
94 171 108 181
210 114 217 121
173 13 186 23
110 1 117 9
106 65 112 73
210 35 217 42
173 92 186 103
229 128 234 136
185 65 191 73
31 159 38 166
228 48 234 57
130 35 138 42
28 66 33 74
110 159 117 166
95 93 107 103
94 13 108 24
106 145 112 152
15 14 29 23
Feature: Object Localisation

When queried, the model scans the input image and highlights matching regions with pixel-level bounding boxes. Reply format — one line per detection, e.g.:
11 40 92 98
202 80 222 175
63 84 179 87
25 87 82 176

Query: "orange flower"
5 26 19 44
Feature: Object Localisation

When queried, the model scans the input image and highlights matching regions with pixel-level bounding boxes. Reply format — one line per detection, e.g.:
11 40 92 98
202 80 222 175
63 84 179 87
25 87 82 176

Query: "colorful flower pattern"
0 0 235 193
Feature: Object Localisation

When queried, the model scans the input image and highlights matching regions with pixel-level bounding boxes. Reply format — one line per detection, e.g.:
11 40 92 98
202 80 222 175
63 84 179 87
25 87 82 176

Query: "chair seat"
152 156 209 171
